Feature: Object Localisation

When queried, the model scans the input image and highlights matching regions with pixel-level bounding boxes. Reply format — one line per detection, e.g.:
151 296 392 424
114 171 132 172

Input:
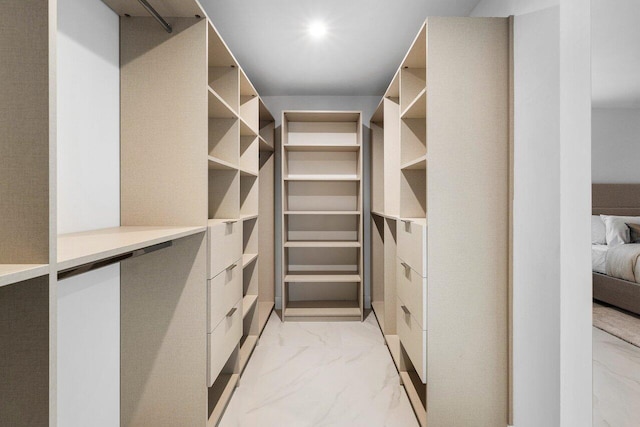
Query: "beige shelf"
239 335 258 373
372 301 386 332
208 87 237 119
240 213 259 221
283 144 361 152
401 88 426 119
258 135 273 152
372 211 400 220
284 300 361 318
284 241 361 248
257 301 274 335
401 155 427 170
284 111 361 122
242 294 258 318
240 117 258 137
284 273 361 283
239 167 258 177
284 175 360 181
242 253 258 268
284 210 361 215
57 226 206 271
0 264 49 288
207 373 240 427
401 370 427 426
384 334 401 371
208 155 237 171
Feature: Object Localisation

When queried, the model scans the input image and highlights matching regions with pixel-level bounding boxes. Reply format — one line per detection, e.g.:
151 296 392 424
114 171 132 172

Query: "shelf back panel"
120 17 207 227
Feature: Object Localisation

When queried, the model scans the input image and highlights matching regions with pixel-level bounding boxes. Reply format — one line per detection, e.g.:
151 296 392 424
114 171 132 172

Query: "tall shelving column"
0 1 55 425
281 111 363 321
369 18 511 426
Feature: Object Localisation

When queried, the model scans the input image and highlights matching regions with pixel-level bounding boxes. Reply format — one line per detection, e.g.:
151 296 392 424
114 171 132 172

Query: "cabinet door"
208 220 242 278
397 296 427 383
207 299 242 386
397 219 427 277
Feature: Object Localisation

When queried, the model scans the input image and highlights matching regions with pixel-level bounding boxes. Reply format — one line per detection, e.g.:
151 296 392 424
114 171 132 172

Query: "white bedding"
592 244 608 274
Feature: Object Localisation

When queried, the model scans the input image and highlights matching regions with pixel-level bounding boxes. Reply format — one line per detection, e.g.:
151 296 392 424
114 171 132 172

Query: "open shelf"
242 253 258 268
207 373 240 426
284 211 360 215
384 334 401 370
401 155 427 170
240 168 259 177
401 369 427 426
372 301 386 332
242 294 258 318
401 88 426 119
240 175 258 218
57 226 206 271
284 241 360 248
208 155 237 171
209 169 240 220
240 213 259 221
284 272 361 283
240 136 259 175
284 175 359 181
258 136 273 152
284 300 361 318
208 87 237 119
238 335 258 373
258 301 274 334
240 117 258 137
0 264 49 288
284 144 360 152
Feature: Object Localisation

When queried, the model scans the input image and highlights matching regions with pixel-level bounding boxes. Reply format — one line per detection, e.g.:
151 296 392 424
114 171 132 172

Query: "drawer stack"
396 219 427 383
207 220 243 386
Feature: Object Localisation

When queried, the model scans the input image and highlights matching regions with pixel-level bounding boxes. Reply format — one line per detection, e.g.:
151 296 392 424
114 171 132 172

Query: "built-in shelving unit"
202 15 276 426
0 1 276 425
281 111 363 321
369 18 511 426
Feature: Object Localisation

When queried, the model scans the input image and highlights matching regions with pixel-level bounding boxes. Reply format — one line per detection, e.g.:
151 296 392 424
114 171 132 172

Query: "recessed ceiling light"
309 21 327 39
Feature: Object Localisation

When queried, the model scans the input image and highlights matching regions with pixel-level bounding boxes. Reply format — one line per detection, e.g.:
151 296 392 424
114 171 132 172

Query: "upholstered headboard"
592 184 640 216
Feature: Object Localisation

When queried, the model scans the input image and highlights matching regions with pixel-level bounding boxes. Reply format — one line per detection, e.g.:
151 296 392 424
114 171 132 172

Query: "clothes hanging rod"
57 241 172 280
137 0 172 33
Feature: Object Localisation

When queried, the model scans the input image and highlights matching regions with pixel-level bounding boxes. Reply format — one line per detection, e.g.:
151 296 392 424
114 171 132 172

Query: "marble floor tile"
593 327 640 427
220 311 419 427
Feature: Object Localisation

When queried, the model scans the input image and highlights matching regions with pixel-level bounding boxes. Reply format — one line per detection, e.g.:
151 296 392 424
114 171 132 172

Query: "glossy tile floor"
220 311 419 427
593 327 640 427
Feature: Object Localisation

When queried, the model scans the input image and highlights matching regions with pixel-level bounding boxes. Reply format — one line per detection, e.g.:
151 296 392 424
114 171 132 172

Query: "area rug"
593 302 640 348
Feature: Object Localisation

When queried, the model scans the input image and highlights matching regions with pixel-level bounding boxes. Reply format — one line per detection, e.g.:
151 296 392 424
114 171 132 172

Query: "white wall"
56 0 120 425
472 1 592 426
592 108 640 183
262 96 379 309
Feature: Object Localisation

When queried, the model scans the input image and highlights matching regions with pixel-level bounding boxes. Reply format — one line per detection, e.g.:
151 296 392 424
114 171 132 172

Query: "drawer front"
208 262 242 333
396 258 427 329
397 296 427 383
397 219 427 277
208 221 242 279
207 300 242 387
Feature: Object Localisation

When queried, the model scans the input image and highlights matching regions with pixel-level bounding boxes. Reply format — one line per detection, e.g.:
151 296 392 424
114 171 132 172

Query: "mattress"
592 244 608 274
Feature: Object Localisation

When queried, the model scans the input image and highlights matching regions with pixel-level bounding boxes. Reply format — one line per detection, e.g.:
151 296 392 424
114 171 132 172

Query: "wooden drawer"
208 220 242 279
397 257 427 329
397 219 427 277
207 261 242 333
207 299 242 387
397 296 427 383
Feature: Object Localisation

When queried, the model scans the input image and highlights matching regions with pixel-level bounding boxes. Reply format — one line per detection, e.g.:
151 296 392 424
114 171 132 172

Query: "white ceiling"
592 0 640 108
199 0 482 96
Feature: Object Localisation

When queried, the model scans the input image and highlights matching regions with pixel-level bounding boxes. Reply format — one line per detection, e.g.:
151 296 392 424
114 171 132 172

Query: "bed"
592 184 640 316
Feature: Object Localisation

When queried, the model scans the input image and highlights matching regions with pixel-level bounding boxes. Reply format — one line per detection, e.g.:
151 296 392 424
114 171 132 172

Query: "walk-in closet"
0 1 520 426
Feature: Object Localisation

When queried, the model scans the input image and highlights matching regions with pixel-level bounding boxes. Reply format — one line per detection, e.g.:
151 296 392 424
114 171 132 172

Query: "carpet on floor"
593 302 640 348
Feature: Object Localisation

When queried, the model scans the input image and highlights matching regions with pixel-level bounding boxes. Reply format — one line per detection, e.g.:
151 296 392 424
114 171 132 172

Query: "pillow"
600 215 640 247
627 223 640 244
592 215 606 244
